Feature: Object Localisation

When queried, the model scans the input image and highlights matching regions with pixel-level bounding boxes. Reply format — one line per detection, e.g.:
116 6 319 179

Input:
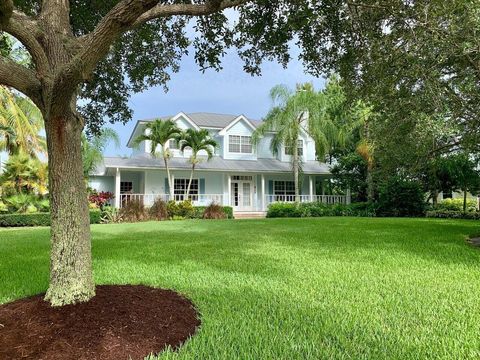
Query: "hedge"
192 206 234 219
426 210 480 220
267 202 376 218
0 210 101 227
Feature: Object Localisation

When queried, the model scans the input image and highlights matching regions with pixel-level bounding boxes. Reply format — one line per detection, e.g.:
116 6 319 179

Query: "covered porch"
90 168 350 212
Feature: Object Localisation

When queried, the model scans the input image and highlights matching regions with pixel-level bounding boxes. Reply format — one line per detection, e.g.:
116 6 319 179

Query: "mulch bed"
0 285 200 360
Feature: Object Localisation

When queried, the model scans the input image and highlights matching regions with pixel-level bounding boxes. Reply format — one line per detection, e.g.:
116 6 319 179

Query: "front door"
231 180 253 211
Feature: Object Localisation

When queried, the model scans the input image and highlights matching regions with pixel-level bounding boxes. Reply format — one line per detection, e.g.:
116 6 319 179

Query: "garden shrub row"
267 202 376 218
426 210 480 220
192 205 234 219
0 210 101 227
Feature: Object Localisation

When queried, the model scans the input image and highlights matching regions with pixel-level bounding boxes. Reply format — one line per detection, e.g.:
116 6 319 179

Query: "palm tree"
133 119 182 198
82 128 120 178
253 83 338 202
179 128 218 199
0 86 45 157
0 153 48 195
342 100 377 201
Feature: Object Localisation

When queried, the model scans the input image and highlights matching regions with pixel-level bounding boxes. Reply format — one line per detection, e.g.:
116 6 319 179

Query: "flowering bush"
88 191 114 208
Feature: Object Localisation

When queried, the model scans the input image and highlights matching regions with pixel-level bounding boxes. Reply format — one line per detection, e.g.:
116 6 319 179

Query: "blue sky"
105 44 326 156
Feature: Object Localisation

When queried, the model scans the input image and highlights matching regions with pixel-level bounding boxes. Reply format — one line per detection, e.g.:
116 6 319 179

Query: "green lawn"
1 217 480 359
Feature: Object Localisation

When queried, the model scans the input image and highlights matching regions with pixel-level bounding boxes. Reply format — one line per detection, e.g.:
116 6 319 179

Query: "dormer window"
285 140 304 156
229 135 252 153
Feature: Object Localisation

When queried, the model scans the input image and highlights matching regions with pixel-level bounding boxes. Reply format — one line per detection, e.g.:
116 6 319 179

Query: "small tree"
134 119 181 199
179 128 217 199
446 154 480 213
253 83 337 202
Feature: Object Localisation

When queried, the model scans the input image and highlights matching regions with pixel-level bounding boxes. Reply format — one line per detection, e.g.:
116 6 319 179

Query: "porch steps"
233 211 267 219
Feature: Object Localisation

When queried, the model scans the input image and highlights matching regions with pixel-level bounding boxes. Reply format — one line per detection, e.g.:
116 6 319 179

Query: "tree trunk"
186 162 195 199
43 111 95 306
293 142 300 203
366 166 374 202
163 146 173 199
463 188 467 213
432 189 438 206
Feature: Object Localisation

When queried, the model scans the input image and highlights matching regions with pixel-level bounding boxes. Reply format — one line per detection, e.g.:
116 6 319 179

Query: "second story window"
169 139 179 150
229 135 252 153
284 140 304 156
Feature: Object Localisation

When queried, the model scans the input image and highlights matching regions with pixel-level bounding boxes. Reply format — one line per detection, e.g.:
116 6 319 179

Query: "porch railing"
265 194 348 206
119 193 223 208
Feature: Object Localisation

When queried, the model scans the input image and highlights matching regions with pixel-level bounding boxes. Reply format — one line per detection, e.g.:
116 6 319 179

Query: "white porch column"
346 187 351 205
114 167 121 208
227 174 231 207
309 175 314 201
261 174 265 211
171 173 174 201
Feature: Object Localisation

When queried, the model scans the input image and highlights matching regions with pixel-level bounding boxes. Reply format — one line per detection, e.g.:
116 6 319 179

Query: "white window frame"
274 180 295 201
284 140 304 156
173 178 199 201
120 181 133 194
169 139 179 150
229 135 252 154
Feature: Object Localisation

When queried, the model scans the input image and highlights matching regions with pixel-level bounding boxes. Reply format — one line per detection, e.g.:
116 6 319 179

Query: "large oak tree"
0 0 340 306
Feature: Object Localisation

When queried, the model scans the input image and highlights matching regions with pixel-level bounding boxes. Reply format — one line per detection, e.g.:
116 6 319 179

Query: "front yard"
1 217 480 359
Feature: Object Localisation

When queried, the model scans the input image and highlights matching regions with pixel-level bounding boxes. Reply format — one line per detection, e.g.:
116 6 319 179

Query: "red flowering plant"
88 190 114 209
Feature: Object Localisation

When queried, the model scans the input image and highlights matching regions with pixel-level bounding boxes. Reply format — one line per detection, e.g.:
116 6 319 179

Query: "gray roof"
127 112 261 147
95 154 330 175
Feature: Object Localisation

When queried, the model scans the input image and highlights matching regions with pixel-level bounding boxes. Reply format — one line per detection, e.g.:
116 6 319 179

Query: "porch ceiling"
96 154 330 175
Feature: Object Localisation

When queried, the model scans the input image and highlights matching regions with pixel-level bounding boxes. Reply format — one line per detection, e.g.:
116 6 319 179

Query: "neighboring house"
89 112 349 213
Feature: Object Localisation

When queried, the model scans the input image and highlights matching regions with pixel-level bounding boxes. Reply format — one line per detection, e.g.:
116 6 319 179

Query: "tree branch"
132 0 251 27
2 12 50 76
0 56 42 106
54 0 251 109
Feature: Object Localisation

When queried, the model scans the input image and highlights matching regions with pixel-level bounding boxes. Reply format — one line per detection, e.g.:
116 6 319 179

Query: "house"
89 112 350 214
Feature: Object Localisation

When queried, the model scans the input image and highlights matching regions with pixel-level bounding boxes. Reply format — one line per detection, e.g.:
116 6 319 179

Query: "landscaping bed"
0 285 200 360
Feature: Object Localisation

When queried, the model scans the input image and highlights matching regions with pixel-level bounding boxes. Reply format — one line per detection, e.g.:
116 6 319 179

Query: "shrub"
435 198 477 212
377 177 426 217
266 203 302 218
203 203 227 219
0 210 101 227
267 202 377 218
167 200 194 218
100 207 122 224
166 200 179 217
88 191 114 208
149 198 168 220
177 200 194 218
119 199 147 222
426 210 480 220
192 205 233 219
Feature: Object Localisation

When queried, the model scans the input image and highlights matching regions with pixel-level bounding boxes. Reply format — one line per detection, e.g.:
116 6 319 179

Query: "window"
274 181 295 201
232 175 253 181
174 178 198 201
169 139 179 150
229 135 252 153
120 181 133 194
285 140 304 156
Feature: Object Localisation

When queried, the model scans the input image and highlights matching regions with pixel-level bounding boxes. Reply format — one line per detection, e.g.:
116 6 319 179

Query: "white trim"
218 115 256 135
104 165 330 175
171 112 201 130
114 168 121 208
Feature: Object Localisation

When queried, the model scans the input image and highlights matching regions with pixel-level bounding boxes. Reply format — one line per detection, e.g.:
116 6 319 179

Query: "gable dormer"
219 115 257 160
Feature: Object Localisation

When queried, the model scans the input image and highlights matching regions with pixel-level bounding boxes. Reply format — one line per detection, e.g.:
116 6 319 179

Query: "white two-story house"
89 112 349 214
